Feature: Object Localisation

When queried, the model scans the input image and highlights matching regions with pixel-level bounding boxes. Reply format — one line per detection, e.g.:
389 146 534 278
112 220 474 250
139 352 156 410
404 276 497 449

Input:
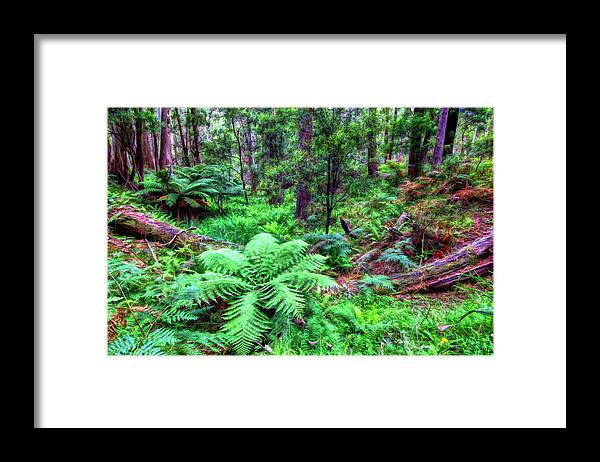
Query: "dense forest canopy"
107 107 494 356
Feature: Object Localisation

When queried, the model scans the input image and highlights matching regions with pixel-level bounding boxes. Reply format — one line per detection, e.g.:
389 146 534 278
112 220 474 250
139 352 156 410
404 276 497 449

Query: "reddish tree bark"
295 108 313 220
159 107 172 170
134 108 145 182
109 115 136 189
107 135 113 166
432 108 449 170
151 131 159 171
144 131 156 170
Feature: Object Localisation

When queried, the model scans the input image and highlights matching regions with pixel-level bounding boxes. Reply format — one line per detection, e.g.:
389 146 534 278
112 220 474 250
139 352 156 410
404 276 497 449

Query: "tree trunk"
407 108 425 179
242 118 257 194
144 131 155 170
388 107 398 161
189 108 201 164
421 127 433 164
152 131 159 171
108 205 240 249
469 127 479 156
174 108 190 167
295 108 313 220
107 136 113 167
159 107 172 170
231 117 249 205
388 231 493 292
367 108 378 176
443 108 459 158
432 107 449 170
110 121 134 188
134 108 145 182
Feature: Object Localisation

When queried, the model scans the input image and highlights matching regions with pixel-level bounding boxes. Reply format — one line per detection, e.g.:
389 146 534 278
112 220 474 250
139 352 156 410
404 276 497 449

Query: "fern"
301 233 352 271
358 274 394 293
376 239 416 270
181 233 338 354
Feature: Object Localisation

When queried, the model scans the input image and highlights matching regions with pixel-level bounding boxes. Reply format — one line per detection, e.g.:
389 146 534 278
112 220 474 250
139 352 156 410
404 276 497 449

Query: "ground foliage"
108 154 493 355
107 107 493 355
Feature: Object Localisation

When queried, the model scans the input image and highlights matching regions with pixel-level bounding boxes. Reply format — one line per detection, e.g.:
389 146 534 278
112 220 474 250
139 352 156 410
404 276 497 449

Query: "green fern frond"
262 281 305 317
244 232 280 263
176 330 227 354
199 248 249 275
358 274 394 292
269 239 310 274
271 271 337 292
188 272 248 302
220 291 270 355
284 253 328 274
182 196 202 208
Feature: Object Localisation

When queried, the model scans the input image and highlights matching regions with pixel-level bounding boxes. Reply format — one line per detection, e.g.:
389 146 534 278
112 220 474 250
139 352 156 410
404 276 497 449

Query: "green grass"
265 287 493 356
192 194 300 244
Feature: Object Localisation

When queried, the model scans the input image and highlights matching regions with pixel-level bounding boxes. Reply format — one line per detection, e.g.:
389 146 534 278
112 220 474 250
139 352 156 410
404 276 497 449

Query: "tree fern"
180 233 338 354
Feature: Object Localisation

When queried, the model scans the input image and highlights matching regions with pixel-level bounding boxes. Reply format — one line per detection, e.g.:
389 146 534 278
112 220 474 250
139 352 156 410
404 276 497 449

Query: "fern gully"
176 233 338 354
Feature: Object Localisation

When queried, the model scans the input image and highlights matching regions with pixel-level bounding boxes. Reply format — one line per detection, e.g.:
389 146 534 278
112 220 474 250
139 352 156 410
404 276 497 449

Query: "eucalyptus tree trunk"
107 135 113 168
367 108 378 176
421 124 433 164
242 118 257 194
295 108 313 220
388 107 398 161
231 117 249 205
144 131 156 170
159 107 172 170
432 107 449 170
189 108 202 164
469 127 479 155
134 108 145 182
174 108 190 167
109 117 135 188
407 108 425 180
443 108 459 158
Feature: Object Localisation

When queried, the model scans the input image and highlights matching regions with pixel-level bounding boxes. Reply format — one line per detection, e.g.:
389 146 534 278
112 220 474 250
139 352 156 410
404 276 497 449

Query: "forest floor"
107 157 494 355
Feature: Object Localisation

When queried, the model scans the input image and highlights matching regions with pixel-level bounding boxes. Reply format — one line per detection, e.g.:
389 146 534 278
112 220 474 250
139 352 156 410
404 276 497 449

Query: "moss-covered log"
389 231 493 292
108 205 240 249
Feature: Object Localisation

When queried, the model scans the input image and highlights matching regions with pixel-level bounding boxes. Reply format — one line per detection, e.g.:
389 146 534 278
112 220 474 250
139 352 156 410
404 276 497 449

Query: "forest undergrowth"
107 154 494 356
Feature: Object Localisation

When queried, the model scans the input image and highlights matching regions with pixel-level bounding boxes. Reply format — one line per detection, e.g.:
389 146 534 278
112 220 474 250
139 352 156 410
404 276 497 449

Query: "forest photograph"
107 106 494 356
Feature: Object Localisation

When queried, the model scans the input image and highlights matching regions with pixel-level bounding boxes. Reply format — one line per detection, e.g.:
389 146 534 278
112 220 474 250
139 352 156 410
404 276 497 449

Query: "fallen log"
355 248 382 271
108 205 241 249
426 257 493 291
386 212 412 238
388 231 493 293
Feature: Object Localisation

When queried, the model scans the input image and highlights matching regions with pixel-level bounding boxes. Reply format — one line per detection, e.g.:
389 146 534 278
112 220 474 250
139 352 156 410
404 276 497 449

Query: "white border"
36 36 566 428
